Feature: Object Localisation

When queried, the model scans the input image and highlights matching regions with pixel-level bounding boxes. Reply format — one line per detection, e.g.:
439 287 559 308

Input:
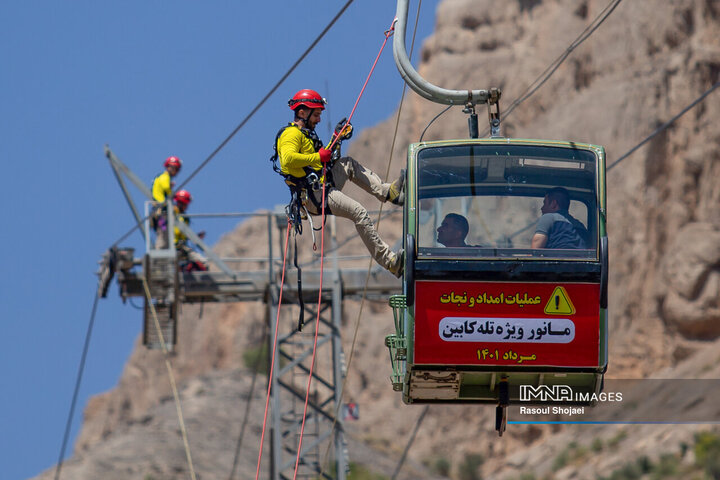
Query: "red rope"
291 18 397 479
327 18 397 151
255 219 291 480
292 171 327 479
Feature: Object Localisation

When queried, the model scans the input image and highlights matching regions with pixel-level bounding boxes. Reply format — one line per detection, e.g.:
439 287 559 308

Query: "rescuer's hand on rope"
334 117 353 140
319 148 332 164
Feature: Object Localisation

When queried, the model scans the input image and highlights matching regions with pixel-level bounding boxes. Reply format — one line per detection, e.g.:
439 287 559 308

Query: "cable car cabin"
386 138 608 415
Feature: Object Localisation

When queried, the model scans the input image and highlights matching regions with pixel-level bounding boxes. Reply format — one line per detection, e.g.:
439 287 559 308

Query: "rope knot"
385 17 398 37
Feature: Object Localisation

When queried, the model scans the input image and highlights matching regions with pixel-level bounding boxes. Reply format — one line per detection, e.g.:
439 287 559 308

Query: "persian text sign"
439 317 575 343
414 281 600 367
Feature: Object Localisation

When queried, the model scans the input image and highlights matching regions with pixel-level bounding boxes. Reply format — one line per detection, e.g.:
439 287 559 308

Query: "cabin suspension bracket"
487 87 502 137
462 91 479 139
462 87 502 138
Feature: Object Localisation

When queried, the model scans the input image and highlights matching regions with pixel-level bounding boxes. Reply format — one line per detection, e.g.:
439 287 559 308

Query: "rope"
140 277 198 480
255 220 291 480
268 15 404 477
54 293 100 480
326 18 397 152
292 172 328 480
318 3 423 475
607 79 720 171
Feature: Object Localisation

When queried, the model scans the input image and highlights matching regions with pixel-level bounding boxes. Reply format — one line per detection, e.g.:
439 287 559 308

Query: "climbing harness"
271 120 351 331
271 123 337 228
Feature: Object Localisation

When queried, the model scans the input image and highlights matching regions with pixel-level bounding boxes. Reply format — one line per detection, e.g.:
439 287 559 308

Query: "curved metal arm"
393 0 489 105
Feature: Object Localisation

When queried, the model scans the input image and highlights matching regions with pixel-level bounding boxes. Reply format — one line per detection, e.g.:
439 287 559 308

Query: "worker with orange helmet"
273 89 405 276
172 189 208 271
152 156 182 249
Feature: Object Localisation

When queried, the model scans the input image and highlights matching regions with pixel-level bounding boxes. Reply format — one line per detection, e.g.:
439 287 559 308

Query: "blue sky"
0 1 440 478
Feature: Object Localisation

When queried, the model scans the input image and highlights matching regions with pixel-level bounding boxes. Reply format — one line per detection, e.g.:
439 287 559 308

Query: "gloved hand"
319 148 332 164
334 117 353 140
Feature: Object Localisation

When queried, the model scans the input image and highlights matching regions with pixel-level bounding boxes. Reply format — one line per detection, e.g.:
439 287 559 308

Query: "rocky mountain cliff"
37 1 720 479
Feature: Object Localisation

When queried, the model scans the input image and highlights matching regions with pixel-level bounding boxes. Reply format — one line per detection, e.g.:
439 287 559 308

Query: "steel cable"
54 293 100 480
607 79 720 171
501 0 624 123
479 0 624 137
177 0 356 191
108 0 355 249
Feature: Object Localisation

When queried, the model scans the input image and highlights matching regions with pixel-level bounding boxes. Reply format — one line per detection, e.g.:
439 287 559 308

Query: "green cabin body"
387 138 608 406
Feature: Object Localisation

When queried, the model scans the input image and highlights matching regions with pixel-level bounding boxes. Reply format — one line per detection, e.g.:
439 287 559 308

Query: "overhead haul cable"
501 0 623 122
391 405 430 480
607 79 720 171
54 293 100 480
177 0 356 191
422 0 624 140
500 78 720 243
108 0 355 249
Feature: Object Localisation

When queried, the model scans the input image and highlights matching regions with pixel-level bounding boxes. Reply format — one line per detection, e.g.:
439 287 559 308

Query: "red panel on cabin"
413 281 600 367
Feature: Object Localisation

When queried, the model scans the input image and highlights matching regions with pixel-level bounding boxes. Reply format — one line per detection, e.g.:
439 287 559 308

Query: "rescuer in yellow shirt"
151 156 182 249
274 89 405 276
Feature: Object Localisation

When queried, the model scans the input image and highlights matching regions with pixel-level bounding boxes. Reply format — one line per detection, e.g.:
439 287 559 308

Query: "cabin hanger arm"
393 0 489 105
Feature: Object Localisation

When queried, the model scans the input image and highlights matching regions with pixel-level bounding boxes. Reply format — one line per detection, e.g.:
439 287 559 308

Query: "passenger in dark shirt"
437 213 470 247
531 187 587 249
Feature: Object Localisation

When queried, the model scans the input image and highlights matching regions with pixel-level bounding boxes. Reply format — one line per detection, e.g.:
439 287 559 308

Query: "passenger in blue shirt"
531 187 588 249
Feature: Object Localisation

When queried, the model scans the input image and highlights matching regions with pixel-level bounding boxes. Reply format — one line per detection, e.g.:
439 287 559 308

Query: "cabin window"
415 144 599 261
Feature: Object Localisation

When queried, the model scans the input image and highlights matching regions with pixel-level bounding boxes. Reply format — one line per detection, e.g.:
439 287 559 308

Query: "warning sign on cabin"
544 286 576 315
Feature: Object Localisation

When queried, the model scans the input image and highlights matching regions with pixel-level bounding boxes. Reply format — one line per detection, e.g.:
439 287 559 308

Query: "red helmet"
164 156 182 169
288 89 326 111
173 190 192 206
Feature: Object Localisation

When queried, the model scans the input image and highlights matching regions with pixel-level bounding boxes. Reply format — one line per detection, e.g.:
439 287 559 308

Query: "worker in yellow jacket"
274 89 404 276
151 156 182 249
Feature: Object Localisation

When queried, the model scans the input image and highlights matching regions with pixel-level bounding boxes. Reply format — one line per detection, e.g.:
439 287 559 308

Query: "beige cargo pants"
305 156 401 276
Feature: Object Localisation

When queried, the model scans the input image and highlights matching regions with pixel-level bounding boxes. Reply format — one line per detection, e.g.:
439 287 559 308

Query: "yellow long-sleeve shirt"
174 211 189 245
277 123 323 178
152 171 172 203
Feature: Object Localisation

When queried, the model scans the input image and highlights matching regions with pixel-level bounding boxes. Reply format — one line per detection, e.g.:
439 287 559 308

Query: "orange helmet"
173 190 192 206
164 156 182 169
288 89 326 111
